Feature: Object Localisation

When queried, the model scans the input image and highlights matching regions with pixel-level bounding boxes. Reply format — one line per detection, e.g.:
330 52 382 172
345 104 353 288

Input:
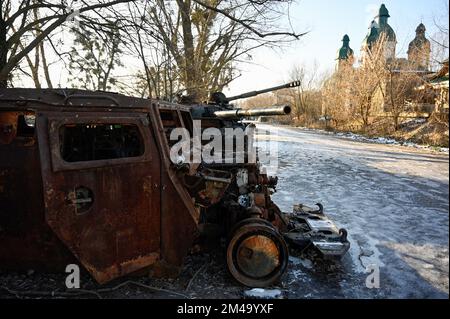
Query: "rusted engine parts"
179 147 289 287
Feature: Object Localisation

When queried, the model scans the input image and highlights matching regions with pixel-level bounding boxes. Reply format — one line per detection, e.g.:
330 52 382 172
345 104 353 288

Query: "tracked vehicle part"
283 204 350 258
227 219 288 287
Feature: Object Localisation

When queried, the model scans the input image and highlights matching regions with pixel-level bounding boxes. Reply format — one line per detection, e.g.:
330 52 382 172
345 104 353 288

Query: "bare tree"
1 0 303 97
352 34 389 130
140 0 304 101
68 23 123 91
430 0 449 69
321 67 357 129
285 63 321 125
383 63 425 130
0 0 135 88
321 35 389 131
9 1 54 88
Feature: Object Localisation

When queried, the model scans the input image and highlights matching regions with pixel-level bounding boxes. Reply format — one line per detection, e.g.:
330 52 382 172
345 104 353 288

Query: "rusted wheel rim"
228 217 273 241
236 234 280 278
227 223 288 287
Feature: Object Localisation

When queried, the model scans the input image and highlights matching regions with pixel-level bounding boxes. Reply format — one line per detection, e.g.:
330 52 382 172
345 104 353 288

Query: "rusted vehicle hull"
0 88 349 287
0 89 199 283
0 132 76 271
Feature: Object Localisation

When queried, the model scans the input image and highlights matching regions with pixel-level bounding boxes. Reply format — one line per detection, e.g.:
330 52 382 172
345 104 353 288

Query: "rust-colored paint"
0 112 18 144
0 88 200 284
0 118 76 271
35 111 162 283
237 235 280 278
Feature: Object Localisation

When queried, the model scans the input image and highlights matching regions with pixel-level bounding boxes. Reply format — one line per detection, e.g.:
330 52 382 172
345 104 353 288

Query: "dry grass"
393 116 449 147
292 114 449 148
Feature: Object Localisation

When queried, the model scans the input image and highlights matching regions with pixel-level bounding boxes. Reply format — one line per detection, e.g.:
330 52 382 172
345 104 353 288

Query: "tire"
227 217 274 241
226 222 289 287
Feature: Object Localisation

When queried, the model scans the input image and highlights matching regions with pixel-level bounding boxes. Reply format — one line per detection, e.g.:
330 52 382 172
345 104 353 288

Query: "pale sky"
224 0 449 96
11 0 449 96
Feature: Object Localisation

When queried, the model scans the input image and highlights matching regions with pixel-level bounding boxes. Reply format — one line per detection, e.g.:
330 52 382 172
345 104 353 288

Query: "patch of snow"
403 118 427 125
289 256 313 269
384 242 449 294
291 125 447 153
333 132 448 153
244 288 283 299
291 269 309 281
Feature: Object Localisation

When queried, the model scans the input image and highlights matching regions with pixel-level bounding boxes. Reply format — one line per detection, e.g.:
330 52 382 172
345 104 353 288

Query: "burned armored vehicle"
0 83 349 287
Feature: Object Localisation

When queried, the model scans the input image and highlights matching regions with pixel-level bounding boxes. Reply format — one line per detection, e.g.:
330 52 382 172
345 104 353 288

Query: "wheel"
226 222 289 287
228 217 274 241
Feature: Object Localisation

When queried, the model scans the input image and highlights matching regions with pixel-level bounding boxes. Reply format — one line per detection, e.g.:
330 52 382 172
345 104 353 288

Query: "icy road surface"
255 124 449 298
0 124 448 299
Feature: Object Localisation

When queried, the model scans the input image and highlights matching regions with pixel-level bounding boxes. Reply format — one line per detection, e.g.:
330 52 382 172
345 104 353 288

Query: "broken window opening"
59 123 145 163
180 111 193 136
17 114 35 137
159 109 184 147
0 112 35 145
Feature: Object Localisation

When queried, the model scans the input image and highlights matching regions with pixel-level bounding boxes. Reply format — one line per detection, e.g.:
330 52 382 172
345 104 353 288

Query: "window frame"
48 114 152 172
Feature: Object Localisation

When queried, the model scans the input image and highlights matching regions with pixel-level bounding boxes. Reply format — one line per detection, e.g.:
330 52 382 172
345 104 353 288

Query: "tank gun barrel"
214 105 291 119
226 80 301 102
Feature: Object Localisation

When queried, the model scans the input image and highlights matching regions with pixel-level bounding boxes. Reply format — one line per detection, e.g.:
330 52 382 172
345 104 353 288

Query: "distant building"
360 20 380 64
416 58 449 114
407 23 431 71
361 4 397 64
337 3 431 73
336 35 354 70
333 3 435 115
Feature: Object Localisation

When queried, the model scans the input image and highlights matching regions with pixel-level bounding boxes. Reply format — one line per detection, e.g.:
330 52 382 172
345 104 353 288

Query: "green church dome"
363 21 379 48
408 23 430 54
379 4 390 18
337 34 354 60
377 4 396 42
416 23 426 34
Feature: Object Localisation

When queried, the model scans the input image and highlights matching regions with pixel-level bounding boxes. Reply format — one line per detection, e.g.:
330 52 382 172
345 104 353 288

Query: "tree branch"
192 0 307 39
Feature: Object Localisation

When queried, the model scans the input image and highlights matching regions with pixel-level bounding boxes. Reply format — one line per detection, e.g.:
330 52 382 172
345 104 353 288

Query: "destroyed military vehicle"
0 82 349 288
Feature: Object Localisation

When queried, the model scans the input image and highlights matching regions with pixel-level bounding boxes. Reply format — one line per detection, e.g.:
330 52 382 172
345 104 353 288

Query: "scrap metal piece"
283 203 350 259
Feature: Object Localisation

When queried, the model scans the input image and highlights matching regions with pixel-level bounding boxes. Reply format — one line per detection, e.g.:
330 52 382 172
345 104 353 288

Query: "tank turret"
190 81 300 120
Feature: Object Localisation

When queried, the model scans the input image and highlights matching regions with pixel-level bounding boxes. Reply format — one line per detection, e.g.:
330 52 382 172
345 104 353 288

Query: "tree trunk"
0 16 8 88
392 111 400 131
177 0 201 101
40 42 53 88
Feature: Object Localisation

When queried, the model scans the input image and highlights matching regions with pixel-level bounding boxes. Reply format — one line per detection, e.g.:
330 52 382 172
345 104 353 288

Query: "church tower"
408 23 431 70
361 20 379 65
336 34 354 70
377 4 397 61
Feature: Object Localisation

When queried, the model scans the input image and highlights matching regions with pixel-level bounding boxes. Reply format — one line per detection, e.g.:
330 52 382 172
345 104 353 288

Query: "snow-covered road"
256 124 449 298
1 124 447 299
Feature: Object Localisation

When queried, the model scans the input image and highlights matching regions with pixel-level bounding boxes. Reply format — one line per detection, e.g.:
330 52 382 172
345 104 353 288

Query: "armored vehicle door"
36 111 160 283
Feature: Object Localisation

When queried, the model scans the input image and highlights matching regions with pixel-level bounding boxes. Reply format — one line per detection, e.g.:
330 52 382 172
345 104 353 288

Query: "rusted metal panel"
35 110 161 283
148 104 201 269
0 90 203 284
0 116 75 271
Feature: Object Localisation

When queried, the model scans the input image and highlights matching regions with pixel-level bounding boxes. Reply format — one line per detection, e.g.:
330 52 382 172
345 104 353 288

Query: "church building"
337 4 431 71
334 4 436 114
